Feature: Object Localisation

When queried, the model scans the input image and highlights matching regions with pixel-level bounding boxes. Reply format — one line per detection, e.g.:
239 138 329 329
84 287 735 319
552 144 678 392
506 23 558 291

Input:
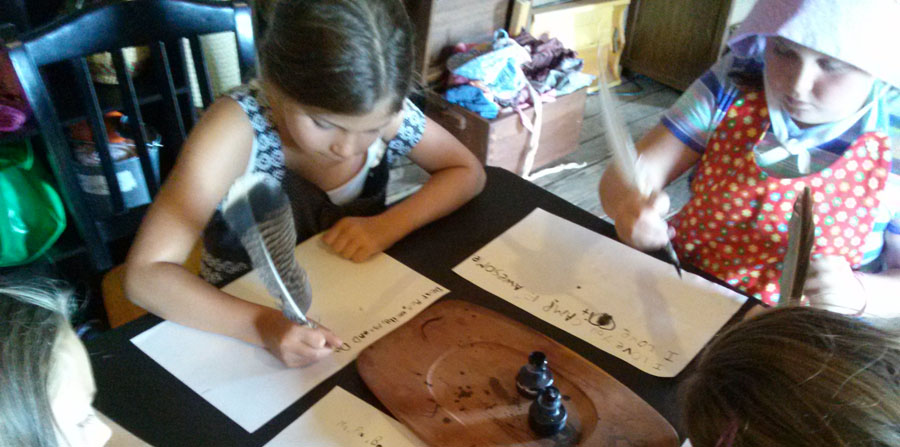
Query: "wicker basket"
87 46 151 84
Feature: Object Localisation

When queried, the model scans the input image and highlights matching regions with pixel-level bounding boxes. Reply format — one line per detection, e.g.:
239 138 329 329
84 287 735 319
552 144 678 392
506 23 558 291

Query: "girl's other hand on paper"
257 310 343 368
804 256 866 315
613 189 673 251
322 215 399 263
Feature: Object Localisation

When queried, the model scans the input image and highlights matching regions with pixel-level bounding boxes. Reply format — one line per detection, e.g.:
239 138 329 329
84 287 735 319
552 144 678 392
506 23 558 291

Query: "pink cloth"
728 0 900 87
0 104 26 132
1 50 30 132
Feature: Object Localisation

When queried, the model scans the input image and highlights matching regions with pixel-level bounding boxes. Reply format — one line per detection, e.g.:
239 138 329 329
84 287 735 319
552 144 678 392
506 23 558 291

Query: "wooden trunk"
404 0 511 85
425 88 587 176
529 0 631 91
406 0 631 89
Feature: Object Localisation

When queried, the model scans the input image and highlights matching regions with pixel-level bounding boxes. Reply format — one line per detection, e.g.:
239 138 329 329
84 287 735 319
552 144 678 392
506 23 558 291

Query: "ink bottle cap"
529 386 568 437
516 351 554 398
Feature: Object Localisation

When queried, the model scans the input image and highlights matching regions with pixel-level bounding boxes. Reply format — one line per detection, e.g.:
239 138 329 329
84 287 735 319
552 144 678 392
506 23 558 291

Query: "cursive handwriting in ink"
334 286 445 353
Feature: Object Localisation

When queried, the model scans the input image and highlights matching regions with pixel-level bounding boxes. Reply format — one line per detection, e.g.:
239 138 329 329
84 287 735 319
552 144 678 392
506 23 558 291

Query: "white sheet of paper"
453 208 747 377
264 387 426 447
131 235 448 432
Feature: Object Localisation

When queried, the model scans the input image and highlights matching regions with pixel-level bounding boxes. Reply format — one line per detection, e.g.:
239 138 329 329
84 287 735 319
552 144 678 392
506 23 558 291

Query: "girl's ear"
381 105 406 141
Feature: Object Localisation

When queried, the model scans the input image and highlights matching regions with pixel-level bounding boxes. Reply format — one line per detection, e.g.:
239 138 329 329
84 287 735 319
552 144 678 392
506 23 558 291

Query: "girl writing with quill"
124 0 485 368
600 0 900 316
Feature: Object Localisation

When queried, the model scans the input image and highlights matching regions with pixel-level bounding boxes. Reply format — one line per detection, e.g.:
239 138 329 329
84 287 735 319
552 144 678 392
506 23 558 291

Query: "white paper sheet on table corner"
130 234 448 433
452 208 747 377
264 386 427 447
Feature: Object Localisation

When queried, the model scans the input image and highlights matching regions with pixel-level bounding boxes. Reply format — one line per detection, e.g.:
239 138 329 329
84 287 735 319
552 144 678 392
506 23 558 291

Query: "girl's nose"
330 134 358 158
787 60 818 97
330 143 354 158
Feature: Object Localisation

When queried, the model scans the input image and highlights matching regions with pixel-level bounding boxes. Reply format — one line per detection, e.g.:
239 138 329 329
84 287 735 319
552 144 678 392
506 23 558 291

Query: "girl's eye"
312 119 333 130
818 58 850 73
771 43 793 58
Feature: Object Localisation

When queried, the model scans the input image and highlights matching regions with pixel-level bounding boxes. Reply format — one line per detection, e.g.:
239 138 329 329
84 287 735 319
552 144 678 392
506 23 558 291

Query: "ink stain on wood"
549 424 581 447
488 377 516 405
420 316 444 341
456 385 473 399
425 401 440 418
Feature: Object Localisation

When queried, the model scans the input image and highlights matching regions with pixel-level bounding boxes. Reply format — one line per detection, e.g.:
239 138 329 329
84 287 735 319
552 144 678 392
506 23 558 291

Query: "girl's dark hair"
259 0 415 114
0 282 73 447
721 47 765 92
681 307 900 447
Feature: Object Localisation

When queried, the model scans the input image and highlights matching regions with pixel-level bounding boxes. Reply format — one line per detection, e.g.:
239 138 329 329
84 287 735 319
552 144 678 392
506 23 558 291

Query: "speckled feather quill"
222 173 315 326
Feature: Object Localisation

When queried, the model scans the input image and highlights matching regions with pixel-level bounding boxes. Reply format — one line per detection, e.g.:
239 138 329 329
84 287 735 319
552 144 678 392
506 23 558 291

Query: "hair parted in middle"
259 0 415 115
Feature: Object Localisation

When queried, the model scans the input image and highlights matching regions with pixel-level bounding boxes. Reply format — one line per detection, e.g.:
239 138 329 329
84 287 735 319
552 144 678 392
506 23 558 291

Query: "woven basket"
87 46 151 84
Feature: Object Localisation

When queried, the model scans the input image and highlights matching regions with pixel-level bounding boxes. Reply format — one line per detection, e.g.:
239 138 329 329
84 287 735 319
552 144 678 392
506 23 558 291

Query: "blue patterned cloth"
199 81 426 285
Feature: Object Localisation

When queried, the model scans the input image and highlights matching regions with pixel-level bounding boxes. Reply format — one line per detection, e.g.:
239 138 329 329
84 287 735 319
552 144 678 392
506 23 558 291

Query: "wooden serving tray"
357 300 678 446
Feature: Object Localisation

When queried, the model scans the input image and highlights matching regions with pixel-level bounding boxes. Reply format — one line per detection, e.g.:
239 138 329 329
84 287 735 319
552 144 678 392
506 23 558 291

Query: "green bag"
0 139 66 266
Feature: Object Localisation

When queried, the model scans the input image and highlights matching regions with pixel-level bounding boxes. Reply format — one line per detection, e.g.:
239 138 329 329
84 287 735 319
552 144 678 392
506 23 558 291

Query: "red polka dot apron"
671 91 892 305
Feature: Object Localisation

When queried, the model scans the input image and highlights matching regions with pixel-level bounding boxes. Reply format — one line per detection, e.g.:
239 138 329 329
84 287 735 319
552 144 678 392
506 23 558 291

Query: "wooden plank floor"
388 75 691 222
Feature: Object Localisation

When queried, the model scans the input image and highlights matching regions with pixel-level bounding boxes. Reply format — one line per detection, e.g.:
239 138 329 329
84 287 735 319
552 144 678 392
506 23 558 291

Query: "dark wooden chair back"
5 0 256 271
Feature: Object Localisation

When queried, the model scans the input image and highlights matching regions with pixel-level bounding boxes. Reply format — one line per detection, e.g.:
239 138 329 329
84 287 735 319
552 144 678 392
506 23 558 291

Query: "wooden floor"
388 75 691 222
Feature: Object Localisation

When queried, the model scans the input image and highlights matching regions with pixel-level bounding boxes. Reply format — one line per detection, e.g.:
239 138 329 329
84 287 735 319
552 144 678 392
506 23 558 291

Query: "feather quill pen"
222 173 315 327
778 187 814 306
596 70 682 277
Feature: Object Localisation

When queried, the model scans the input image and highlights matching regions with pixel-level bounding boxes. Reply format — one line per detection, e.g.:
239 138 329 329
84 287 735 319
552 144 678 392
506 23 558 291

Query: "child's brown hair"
259 0 415 115
681 306 900 447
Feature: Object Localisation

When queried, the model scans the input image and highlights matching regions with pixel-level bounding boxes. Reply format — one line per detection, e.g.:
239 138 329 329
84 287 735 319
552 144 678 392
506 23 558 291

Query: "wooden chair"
5 0 257 326
101 242 203 328
5 0 256 271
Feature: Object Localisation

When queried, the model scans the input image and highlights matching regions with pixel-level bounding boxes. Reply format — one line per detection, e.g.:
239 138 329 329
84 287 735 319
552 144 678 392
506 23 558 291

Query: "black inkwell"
516 351 554 398
529 386 567 437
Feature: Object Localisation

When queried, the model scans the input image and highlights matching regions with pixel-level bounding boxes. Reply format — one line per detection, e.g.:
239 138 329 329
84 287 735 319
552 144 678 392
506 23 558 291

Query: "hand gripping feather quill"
597 70 682 278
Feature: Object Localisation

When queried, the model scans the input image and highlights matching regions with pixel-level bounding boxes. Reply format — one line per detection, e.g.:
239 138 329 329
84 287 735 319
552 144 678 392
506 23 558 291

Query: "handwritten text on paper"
264 387 426 447
133 236 449 432
453 209 746 377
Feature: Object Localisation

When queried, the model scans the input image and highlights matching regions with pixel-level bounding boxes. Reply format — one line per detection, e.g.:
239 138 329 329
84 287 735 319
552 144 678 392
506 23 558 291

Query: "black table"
88 167 751 446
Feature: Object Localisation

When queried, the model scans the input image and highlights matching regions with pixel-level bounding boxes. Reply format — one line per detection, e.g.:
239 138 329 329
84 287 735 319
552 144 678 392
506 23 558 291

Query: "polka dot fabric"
671 92 892 305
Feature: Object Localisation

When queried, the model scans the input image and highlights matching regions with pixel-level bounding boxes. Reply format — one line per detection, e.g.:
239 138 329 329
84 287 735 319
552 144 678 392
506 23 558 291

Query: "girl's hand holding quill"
597 72 682 277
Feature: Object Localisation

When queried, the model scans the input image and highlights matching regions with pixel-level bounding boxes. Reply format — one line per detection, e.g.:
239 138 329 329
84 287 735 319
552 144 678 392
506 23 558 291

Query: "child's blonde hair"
681 307 900 447
0 280 74 447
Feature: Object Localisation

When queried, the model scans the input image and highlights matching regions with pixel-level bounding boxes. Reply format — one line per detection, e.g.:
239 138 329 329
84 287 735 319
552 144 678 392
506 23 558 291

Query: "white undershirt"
325 139 387 206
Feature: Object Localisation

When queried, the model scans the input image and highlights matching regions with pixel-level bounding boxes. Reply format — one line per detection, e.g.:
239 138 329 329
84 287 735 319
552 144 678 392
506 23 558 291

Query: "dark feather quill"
222 174 314 326
778 187 814 306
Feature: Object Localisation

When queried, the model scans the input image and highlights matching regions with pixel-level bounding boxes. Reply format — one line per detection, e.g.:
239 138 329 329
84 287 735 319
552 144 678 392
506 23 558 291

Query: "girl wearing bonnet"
600 0 900 316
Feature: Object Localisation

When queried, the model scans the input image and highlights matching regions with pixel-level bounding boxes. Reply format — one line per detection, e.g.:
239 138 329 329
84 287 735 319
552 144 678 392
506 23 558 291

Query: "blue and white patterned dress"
200 81 425 286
